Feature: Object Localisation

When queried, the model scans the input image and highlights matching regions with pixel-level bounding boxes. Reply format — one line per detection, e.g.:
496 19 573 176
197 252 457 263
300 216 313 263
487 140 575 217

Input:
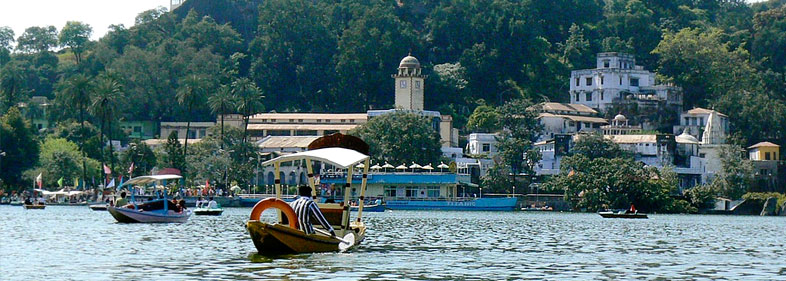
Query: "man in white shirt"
206 197 218 209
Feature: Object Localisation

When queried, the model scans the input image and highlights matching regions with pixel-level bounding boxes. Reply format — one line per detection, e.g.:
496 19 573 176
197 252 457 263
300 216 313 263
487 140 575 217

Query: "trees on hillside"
0 107 39 189
59 21 93 64
176 74 208 179
89 73 124 172
350 111 442 166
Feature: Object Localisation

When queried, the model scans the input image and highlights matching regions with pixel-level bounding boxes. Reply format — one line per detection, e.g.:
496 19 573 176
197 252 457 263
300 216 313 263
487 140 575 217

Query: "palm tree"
176 74 207 180
0 62 26 110
89 73 124 173
56 74 92 188
232 78 264 143
208 84 236 150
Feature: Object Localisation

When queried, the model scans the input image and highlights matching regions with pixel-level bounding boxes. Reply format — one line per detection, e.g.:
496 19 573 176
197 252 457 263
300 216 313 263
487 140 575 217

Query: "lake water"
1 206 785 280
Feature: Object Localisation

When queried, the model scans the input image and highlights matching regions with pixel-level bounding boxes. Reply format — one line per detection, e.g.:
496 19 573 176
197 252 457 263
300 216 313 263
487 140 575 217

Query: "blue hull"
386 197 518 211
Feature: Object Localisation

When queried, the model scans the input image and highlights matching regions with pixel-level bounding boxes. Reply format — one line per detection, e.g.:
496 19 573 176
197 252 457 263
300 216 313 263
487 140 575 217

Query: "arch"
288 171 297 186
266 172 275 185
299 172 307 185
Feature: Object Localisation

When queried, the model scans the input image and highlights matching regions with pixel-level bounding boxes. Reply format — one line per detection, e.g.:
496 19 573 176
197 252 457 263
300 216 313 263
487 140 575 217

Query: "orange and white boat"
247 134 371 255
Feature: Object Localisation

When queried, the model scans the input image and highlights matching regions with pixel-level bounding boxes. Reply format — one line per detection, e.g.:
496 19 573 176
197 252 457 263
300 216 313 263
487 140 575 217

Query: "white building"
160 121 215 139
534 102 607 140
672 108 729 142
467 133 499 157
569 52 682 111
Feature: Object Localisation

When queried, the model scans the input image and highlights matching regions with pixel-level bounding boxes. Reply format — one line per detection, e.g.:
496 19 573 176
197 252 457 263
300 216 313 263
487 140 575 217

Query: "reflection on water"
1 206 785 280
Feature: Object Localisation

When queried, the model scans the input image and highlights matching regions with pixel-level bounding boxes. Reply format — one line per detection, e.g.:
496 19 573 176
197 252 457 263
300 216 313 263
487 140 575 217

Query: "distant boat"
106 175 192 223
23 204 46 210
598 211 648 219
89 204 108 211
350 203 385 212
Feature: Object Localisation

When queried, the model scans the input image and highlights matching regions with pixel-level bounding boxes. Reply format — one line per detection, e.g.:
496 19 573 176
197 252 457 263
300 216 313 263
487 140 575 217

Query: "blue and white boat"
107 175 192 223
385 197 517 211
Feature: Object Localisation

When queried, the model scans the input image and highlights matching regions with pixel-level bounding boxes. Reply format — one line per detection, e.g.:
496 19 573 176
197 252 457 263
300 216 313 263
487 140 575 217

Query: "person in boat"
196 196 205 208
115 192 129 207
290 185 335 236
626 203 637 214
206 197 218 209
24 197 32 205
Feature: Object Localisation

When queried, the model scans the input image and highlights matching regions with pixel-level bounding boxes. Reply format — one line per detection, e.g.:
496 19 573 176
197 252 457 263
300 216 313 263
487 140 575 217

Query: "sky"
1 0 171 41
0 0 772 43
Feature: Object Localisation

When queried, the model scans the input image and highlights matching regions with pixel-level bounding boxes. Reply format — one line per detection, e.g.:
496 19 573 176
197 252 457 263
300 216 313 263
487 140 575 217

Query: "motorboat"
599 210 648 219
89 204 108 211
107 175 192 223
351 203 385 212
193 206 224 216
23 204 46 210
247 133 369 255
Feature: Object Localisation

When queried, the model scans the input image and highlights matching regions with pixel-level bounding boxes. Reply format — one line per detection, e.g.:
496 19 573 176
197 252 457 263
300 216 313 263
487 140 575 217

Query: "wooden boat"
89 204 108 211
193 208 224 216
107 175 191 223
10 200 23 206
247 133 371 255
599 211 648 219
23 204 46 209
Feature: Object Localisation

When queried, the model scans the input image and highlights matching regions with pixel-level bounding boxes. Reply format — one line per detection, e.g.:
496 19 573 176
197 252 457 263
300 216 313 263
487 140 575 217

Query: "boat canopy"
120 175 182 187
261 147 369 168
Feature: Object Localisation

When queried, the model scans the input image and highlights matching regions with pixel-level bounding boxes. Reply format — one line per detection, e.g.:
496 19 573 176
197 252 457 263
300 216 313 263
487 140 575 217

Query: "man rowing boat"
290 185 335 236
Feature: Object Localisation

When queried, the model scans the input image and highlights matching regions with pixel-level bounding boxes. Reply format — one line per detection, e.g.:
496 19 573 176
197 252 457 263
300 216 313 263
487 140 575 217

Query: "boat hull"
386 197 518 211
599 212 648 219
23 204 46 209
350 204 385 212
247 221 365 255
107 206 191 223
89 204 108 211
193 208 224 216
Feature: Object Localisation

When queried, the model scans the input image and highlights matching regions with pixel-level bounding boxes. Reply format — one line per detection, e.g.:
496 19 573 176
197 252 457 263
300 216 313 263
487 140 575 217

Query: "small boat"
193 208 223 216
350 203 385 212
599 211 648 219
247 134 370 255
89 204 108 211
10 200 23 206
106 175 192 223
23 204 46 210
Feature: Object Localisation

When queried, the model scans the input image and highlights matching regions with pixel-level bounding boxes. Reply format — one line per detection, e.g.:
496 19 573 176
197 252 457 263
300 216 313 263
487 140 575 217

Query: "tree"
121 140 156 178
188 125 258 189
710 145 754 199
232 77 263 143
31 137 100 188
0 107 39 189
59 21 93 64
208 84 236 150
55 74 92 185
571 133 626 159
0 26 14 50
51 120 101 160
0 61 26 110
465 105 500 133
160 131 185 172
89 73 124 172
16 26 58 53
350 111 442 166
176 74 208 180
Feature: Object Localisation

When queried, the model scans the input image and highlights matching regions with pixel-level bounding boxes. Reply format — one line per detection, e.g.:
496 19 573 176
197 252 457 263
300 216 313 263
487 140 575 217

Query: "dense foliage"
349 111 442 167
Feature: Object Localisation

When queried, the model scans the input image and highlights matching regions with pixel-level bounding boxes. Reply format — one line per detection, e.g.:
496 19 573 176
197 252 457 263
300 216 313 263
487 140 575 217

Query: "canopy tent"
422 164 434 171
408 163 422 169
381 163 394 169
355 163 365 168
437 162 449 172
262 147 369 169
395 164 407 170
370 164 382 170
120 175 183 188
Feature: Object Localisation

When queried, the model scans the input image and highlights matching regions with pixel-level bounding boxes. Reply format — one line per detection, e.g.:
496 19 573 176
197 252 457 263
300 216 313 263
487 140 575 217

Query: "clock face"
400 80 407 88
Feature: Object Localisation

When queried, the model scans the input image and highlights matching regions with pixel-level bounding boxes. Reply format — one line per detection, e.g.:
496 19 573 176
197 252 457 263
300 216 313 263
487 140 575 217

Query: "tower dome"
614 114 627 122
676 129 699 144
399 55 420 69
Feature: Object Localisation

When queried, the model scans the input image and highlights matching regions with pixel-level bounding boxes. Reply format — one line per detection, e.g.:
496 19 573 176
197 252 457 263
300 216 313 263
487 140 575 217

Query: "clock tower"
393 54 426 111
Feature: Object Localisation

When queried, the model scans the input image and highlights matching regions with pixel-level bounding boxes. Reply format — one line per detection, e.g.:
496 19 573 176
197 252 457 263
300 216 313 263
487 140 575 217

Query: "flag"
103 164 112 175
106 178 116 188
118 176 124 191
35 173 42 188
128 162 135 175
57 177 64 187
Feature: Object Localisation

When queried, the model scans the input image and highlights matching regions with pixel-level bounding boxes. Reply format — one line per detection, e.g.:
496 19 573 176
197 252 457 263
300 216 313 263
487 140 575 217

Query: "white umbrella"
408 162 422 172
422 163 434 173
355 163 365 168
382 162 394 172
370 164 382 170
395 164 407 171
437 162 449 172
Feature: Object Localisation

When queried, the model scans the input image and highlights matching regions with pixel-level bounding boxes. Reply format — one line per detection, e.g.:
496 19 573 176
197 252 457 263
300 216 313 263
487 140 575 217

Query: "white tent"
262 147 369 169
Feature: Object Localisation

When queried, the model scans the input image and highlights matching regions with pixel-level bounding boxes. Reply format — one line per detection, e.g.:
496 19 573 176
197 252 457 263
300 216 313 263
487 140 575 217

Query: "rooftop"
257 136 321 149
538 113 609 124
748 141 781 149
538 102 598 114
685 107 728 117
603 134 657 144
249 113 368 120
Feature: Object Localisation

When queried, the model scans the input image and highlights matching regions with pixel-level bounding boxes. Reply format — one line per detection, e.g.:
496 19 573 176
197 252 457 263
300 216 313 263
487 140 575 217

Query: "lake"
1 206 784 280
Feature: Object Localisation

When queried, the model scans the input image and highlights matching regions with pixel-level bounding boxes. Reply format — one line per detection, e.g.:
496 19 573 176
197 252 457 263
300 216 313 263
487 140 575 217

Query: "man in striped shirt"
290 185 335 236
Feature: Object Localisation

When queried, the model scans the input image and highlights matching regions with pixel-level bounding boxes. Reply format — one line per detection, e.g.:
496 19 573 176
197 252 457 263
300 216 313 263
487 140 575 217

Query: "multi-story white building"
672 108 729 141
467 133 499 157
534 102 608 140
569 52 682 111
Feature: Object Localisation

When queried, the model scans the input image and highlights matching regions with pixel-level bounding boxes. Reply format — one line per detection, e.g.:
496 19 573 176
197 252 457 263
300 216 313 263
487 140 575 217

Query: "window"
600 76 604 85
601 92 604 100
699 117 704 126
298 119 303 122
765 152 771 160
316 119 321 123
341 119 346 123
761 169 768 175
603 60 609 68
289 119 294 123
415 81 421 89
575 94 579 102
482 143 490 152
630 78 639 87
400 80 407 88
620 75 623 85
199 129 206 138
133 126 142 133
586 77 592 86
575 78 579 86
585 92 592 101
188 130 197 139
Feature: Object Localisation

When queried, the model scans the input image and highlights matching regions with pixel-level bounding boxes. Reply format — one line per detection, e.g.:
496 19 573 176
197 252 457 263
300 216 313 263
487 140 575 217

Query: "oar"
314 228 355 252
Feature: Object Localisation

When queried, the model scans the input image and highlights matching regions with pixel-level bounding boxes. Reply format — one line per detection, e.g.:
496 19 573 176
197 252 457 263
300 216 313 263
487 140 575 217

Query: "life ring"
249 198 298 229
